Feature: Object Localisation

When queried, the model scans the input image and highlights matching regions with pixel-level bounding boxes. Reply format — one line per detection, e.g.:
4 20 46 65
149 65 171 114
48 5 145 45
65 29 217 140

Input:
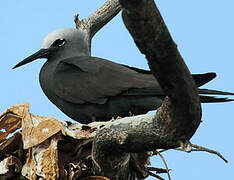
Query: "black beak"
13 48 56 69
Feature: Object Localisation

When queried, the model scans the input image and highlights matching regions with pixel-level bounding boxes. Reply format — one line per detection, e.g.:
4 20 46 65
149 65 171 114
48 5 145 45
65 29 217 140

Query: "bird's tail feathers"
200 95 234 103
198 88 234 103
193 72 216 87
198 88 234 96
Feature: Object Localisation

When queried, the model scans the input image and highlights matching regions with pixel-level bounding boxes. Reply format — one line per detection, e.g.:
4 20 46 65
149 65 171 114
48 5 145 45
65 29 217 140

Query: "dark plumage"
13 28 234 123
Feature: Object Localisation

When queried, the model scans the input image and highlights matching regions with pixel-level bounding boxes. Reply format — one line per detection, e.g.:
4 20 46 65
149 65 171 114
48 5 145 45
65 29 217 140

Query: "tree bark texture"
92 0 202 179
75 0 121 52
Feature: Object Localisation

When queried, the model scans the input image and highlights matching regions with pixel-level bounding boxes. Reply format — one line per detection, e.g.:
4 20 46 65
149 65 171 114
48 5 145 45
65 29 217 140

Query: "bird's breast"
39 60 58 102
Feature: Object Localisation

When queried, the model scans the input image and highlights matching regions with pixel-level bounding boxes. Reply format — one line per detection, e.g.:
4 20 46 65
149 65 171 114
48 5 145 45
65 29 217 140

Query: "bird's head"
13 28 89 69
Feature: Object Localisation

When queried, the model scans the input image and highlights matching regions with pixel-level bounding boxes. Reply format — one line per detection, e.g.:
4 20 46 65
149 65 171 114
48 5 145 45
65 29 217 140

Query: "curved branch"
76 0 121 38
75 0 121 54
92 0 201 178
120 0 201 139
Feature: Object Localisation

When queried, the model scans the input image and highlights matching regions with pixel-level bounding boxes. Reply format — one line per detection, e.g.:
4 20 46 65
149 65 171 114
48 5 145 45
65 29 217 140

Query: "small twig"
153 150 171 180
147 167 169 174
175 143 228 163
147 170 165 180
74 14 81 29
5 113 21 119
191 144 228 163
158 149 170 154
76 0 121 38
73 0 121 55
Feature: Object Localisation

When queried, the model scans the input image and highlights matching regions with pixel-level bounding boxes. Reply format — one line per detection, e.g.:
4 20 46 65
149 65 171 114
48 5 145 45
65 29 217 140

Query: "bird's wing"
122 64 217 87
192 73 216 87
53 56 162 104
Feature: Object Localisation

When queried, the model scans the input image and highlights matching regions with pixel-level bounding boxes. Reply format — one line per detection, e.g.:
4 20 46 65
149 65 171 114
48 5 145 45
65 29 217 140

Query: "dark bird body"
13 28 234 123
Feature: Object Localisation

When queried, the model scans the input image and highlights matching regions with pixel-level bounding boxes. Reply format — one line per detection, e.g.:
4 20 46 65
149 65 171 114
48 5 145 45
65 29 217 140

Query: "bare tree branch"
147 171 165 180
175 143 228 163
120 0 202 139
147 167 170 174
92 0 201 178
82 0 121 38
153 150 171 180
159 141 228 163
75 0 121 52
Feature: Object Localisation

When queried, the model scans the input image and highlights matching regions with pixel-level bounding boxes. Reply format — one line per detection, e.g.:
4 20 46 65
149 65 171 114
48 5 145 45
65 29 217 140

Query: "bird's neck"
50 48 90 62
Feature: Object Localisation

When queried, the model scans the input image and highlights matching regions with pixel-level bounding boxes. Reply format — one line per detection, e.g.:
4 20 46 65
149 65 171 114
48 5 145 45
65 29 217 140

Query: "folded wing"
53 56 162 104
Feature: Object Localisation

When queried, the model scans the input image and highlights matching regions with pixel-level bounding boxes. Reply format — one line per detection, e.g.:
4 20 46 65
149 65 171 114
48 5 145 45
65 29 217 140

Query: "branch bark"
92 0 201 178
75 0 121 52
120 0 201 139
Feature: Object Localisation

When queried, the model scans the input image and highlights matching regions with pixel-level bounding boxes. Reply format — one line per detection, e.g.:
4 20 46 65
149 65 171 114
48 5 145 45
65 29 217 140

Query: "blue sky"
1 1 234 179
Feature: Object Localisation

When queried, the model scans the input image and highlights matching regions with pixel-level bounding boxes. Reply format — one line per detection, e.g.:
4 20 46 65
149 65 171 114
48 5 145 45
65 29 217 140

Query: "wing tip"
193 72 217 87
200 95 234 103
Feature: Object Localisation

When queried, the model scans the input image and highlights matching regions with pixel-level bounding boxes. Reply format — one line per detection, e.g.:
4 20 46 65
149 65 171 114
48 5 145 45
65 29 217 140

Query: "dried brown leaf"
0 132 23 160
40 134 60 179
22 134 61 179
0 103 28 141
0 155 22 175
22 113 65 149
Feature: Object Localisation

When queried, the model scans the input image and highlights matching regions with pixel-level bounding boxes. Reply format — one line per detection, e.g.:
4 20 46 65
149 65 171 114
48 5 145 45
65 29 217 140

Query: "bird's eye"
51 39 66 47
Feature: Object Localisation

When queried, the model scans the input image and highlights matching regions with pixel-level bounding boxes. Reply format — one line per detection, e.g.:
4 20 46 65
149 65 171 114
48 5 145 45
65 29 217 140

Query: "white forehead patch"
41 28 86 49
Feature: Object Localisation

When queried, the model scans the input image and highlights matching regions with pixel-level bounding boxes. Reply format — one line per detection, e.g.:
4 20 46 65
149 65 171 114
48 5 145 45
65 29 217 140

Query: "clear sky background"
1 1 234 179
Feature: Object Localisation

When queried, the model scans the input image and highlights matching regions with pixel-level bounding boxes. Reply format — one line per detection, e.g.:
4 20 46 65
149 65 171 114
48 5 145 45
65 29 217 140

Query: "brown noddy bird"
13 28 234 123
